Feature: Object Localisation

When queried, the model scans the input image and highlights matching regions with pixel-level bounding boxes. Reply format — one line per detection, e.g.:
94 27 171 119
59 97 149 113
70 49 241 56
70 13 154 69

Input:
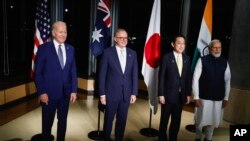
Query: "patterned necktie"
177 54 182 76
120 49 125 73
58 45 64 69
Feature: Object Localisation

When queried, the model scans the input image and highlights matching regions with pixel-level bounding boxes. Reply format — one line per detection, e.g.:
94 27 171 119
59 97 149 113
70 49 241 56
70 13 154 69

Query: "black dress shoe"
195 139 201 141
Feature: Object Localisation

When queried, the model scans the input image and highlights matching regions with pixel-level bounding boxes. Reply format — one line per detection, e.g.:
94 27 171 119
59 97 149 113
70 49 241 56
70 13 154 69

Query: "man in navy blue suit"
158 35 192 141
98 28 138 141
35 21 77 141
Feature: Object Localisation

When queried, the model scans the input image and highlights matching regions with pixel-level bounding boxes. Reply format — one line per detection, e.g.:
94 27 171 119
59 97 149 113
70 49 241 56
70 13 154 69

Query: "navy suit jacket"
98 46 138 102
158 52 191 104
35 41 77 100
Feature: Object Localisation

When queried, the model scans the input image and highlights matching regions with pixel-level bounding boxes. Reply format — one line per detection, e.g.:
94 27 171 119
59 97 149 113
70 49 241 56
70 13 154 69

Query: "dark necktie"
58 45 64 69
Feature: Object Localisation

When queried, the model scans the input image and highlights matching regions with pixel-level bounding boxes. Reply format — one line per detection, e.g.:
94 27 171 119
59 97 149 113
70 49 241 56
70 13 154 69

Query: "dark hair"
172 34 186 43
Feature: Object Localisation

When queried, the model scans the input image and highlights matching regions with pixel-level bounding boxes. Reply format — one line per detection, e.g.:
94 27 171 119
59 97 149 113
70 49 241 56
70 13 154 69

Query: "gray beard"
211 52 221 58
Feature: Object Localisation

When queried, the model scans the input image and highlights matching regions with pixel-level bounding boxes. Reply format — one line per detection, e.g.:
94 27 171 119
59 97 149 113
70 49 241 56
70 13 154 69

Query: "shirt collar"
173 51 181 57
115 46 126 52
53 39 65 49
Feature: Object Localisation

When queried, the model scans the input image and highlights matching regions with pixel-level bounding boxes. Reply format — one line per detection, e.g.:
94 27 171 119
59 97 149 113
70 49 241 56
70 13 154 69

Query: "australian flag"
90 0 111 57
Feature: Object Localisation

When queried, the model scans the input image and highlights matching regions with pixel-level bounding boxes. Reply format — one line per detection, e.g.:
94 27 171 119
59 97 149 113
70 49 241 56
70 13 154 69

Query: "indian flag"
191 0 212 72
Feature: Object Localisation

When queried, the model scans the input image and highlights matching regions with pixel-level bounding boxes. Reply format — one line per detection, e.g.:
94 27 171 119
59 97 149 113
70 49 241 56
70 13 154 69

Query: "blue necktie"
58 45 64 69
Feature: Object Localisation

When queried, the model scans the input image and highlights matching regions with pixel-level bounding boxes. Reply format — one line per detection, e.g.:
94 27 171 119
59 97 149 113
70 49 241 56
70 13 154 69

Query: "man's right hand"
100 95 106 105
40 93 49 105
159 96 165 104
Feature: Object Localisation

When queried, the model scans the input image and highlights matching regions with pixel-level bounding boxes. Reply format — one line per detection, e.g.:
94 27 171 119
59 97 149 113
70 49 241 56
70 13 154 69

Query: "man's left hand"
130 95 136 103
70 93 77 103
222 100 228 108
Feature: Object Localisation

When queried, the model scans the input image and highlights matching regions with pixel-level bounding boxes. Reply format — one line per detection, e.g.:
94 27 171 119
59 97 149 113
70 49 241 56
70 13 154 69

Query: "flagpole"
186 0 212 133
31 0 54 139
140 0 160 137
140 108 158 137
88 108 104 140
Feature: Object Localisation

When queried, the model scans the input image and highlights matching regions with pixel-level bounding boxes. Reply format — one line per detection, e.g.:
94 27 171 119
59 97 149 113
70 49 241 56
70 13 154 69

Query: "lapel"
169 52 179 75
112 47 132 74
182 54 188 77
124 48 132 74
64 44 70 69
111 47 123 74
51 41 67 70
50 42 61 69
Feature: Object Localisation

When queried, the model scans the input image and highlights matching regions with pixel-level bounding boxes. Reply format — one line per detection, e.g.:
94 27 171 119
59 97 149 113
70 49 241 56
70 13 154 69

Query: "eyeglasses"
116 37 128 40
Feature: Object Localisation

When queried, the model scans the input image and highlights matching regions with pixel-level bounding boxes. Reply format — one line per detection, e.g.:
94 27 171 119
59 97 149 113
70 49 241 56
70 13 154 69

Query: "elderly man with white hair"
192 39 231 141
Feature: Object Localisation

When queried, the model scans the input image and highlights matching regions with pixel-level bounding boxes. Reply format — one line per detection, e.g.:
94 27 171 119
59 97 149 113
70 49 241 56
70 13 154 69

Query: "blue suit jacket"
98 46 138 102
34 41 77 100
158 52 191 104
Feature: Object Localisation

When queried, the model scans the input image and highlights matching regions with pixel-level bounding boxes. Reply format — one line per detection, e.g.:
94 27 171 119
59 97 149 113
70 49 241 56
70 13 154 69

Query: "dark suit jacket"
35 41 77 100
98 46 138 102
158 52 191 104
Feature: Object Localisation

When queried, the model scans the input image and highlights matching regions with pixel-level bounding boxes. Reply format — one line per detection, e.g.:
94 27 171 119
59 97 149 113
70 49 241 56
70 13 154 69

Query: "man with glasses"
98 28 138 141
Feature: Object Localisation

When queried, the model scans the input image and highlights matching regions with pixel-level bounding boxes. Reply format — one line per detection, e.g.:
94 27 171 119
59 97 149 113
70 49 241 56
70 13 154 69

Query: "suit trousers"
103 98 130 141
41 98 70 141
158 102 183 141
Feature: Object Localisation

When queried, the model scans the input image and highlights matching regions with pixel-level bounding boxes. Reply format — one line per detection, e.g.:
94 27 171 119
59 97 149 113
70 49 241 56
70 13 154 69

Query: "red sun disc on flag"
145 33 161 68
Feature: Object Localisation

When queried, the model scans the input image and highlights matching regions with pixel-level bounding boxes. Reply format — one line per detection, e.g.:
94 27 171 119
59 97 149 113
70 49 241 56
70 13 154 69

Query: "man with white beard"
192 39 231 141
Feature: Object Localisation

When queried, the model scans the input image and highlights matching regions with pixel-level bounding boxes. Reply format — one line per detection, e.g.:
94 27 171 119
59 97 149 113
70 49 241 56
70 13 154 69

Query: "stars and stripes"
31 0 51 78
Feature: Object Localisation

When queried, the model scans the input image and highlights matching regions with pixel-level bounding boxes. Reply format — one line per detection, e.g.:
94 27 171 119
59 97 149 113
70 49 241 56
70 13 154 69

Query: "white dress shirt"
53 40 66 66
116 46 126 73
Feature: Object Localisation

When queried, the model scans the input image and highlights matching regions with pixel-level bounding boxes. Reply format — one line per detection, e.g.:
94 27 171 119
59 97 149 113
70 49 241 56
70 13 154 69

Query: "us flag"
31 0 51 78
90 0 111 57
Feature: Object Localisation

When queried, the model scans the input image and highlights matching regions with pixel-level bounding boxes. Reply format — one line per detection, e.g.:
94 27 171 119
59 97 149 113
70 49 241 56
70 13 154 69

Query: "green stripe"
191 47 201 73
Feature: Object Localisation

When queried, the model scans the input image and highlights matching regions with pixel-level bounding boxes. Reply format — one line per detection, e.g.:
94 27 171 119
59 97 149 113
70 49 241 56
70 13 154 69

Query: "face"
172 37 185 54
114 30 128 48
210 42 222 58
52 22 67 44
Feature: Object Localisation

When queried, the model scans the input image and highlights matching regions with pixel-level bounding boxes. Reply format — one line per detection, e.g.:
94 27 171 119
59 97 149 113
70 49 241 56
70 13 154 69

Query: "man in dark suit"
35 21 77 141
158 35 192 141
98 28 138 141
